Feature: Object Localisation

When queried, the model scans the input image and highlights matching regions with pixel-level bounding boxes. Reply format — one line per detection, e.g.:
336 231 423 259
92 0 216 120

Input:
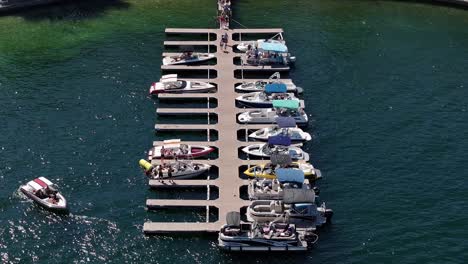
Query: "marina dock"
143 2 303 235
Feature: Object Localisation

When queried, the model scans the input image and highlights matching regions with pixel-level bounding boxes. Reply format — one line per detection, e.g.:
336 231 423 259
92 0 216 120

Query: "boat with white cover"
249 117 311 142
246 189 333 227
248 169 312 200
20 177 67 212
149 74 216 94
162 52 215 65
218 212 318 252
235 73 302 94
238 100 308 126
148 139 215 160
139 159 210 180
242 136 309 161
236 83 299 108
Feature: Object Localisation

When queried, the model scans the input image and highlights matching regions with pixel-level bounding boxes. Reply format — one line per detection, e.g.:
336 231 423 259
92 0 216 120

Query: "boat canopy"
276 116 297 128
276 168 304 183
283 189 315 204
268 135 291 146
258 41 288 53
272 100 299 110
270 152 293 165
264 83 287 94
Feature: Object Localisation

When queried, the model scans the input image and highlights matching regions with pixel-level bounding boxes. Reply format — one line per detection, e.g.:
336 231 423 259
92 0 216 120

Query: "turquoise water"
1 0 468 263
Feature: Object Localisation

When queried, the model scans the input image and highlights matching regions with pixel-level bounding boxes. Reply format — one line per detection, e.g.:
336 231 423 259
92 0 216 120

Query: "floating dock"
143 2 296 234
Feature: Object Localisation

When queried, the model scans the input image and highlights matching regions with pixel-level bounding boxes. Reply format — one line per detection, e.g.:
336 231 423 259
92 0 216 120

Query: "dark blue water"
1 0 468 263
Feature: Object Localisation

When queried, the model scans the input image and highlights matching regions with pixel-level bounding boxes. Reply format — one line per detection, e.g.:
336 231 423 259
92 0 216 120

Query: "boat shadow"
5 0 130 21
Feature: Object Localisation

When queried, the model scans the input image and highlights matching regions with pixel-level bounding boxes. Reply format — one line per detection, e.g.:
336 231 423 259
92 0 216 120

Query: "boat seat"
255 205 271 212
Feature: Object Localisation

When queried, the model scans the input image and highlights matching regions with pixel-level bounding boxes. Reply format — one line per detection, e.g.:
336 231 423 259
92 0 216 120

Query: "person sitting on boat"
35 188 47 199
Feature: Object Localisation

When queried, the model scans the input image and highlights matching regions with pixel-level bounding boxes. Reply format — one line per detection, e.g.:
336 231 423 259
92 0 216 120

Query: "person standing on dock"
221 32 229 52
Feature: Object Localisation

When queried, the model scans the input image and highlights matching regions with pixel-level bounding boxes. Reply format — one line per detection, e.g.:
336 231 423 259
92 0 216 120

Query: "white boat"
139 159 210 180
248 117 311 142
149 74 216 94
242 143 309 161
247 169 312 200
148 139 215 160
218 212 317 252
20 177 67 212
249 126 311 142
236 92 298 108
237 100 308 126
236 74 302 94
246 188 333 227
236 33 286 52
162 52 215 65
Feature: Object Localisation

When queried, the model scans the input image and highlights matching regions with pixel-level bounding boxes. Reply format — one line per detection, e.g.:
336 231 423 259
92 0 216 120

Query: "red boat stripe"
34 178 48 188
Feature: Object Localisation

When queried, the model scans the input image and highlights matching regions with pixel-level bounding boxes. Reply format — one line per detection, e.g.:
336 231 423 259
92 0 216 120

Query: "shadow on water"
7 0 130 21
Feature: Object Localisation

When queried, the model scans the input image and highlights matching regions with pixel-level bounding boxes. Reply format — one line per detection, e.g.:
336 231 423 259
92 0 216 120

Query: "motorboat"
218 212 317 252
149 74 216 94
244 162 320 179
19 177 67 212
244 41 296 66
148 139 215 160
237 35 286 52
235 73 302 94
236 83 299 108
238 100 309 126
162 52 215 66
139 159 210 180
247 169 312 200
248 117 311 142
241 136 309 161
246 189 333 227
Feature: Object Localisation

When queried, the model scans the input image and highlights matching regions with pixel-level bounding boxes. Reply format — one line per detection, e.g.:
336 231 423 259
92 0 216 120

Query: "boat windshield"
165 81 187 90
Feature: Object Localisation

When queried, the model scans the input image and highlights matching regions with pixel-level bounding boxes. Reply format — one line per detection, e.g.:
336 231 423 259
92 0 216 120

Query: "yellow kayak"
244 162 321 180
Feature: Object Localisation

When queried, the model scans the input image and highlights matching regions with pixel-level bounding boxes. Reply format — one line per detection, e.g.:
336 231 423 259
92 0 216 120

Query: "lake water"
0 0 467 263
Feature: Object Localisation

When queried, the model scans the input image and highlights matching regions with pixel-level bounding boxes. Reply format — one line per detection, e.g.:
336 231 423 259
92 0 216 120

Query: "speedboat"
236 92 298 108
236 81 302 94
148 139 214 160
244 162 320 179
139 159 210 180
218 212 317 252
247 169 312 200
249 116 311 142
149 74 216 94
246 187 333 227
236 33 286 52
162 52 215 65
238 100 308 126
19 177 67 212
241 136 309 161
236 83 299 108
242 143 309 161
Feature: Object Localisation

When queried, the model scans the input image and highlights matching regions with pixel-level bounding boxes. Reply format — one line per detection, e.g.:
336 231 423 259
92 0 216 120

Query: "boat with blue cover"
247 169 315 200
236 83 299 108
245 41 296 65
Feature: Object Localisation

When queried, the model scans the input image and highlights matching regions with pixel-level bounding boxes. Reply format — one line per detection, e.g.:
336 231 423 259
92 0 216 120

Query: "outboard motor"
303 229 319 248
312 186 320 195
